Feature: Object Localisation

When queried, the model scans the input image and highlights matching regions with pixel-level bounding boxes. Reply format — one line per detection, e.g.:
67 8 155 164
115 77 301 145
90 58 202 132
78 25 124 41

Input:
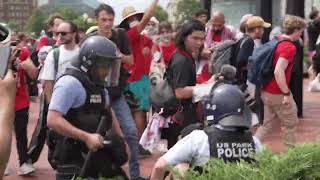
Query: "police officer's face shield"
0 23 11 78
90 55 121 87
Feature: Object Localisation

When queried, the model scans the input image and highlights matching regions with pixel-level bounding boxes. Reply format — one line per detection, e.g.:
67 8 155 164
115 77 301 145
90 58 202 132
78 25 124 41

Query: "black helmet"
0 23 11 78
74 35 121 86
203 83 252 129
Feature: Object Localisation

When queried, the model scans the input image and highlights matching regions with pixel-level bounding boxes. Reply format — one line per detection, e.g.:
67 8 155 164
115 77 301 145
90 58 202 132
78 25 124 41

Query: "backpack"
150 53 178 112
247 38 292 85
209 36 249 75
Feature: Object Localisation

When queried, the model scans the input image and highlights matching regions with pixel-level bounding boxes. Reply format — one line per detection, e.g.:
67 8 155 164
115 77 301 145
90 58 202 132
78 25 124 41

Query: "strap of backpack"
53 47 60 79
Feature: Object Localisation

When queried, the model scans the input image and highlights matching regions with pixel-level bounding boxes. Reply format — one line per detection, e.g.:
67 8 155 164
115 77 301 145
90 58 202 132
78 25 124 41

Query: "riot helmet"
0 23 11 77
74 35 121 87
203 83 252 129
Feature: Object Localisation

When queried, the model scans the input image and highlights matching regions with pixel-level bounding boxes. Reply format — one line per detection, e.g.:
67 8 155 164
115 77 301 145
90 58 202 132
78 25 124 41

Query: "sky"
99 0 170 25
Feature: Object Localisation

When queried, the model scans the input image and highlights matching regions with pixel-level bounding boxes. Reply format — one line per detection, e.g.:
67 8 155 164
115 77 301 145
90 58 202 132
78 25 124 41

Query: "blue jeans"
111 95 140 178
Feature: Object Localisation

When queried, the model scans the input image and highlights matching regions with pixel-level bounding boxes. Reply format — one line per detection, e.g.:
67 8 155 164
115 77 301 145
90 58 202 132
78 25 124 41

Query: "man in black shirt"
162 19 206 148
89 4 144 180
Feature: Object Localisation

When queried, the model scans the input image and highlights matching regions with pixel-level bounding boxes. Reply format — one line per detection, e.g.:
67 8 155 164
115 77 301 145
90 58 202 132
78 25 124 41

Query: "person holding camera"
7 32 39 176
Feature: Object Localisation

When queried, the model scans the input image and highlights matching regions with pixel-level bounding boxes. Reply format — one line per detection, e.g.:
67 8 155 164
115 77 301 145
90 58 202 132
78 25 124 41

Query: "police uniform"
47 35 128 180
161 83 261 167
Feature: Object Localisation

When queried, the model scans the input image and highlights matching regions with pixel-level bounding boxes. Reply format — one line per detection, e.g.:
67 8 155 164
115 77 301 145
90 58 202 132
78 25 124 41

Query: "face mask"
129 20 139 28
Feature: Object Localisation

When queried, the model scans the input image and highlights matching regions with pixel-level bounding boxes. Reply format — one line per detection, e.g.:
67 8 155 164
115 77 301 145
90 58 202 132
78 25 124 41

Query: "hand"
201 49 212 60
0 70 16 108
84 133 104 152
282 95 291 107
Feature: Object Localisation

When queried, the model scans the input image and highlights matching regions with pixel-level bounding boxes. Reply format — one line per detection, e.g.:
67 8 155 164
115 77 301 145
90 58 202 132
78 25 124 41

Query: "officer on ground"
47 35 128 180
150 83 262 180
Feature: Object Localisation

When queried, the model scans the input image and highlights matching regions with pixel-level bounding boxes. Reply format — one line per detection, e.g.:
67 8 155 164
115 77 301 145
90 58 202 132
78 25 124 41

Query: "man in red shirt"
118 0 158 149
10 33 39 176
255 15 306 147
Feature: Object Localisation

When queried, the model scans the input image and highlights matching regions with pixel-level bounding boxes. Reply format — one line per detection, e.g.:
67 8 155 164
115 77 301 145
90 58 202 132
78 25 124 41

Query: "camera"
0 23 11 78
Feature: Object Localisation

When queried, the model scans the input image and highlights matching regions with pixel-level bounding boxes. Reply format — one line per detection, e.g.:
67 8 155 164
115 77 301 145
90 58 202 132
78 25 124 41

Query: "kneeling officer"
47 35 128 180
151 83 262 180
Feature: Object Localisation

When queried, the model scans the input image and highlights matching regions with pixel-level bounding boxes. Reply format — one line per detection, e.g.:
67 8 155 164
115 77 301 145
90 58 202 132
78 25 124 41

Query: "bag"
247 38 292 85
149 46 166 85
209 36 249 75
309 73 320 92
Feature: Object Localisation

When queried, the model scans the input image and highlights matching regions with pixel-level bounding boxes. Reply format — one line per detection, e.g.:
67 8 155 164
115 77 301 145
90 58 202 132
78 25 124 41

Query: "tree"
26 9 46 36
55 7 80 21
7 21 22 32
175 0 201 24
154 5 168 22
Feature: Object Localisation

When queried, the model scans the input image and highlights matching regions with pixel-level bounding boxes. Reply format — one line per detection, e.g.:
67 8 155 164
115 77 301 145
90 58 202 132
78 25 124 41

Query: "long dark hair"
174 19 205 50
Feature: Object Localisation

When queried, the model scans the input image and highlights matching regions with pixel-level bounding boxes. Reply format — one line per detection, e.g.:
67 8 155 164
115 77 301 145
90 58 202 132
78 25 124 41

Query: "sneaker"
4 166 9 176
138 144 152 159
18 162 35 176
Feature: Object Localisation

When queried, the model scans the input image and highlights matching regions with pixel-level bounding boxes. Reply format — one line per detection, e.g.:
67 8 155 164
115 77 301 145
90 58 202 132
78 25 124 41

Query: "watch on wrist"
283 92 290 96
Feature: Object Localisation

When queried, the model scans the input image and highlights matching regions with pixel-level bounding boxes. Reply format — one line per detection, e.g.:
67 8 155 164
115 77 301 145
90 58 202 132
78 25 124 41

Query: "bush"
182 143 320 180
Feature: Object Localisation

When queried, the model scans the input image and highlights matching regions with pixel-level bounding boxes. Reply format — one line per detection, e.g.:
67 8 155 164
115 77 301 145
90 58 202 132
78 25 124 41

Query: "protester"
91 4 144 179
41 21 79 102
118 0 159 156
11 32 39 175
194 9 209 26
255 15 306 147
161 19 205 149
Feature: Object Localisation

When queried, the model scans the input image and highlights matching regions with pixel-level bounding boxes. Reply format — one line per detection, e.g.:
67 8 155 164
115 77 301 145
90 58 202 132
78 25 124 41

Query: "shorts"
125 75 150 112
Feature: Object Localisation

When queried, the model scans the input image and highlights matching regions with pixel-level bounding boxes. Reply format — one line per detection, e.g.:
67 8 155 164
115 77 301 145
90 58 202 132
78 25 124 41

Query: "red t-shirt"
156 40 176 65
262 38 296 94
196 63 211 84
212 33 222 43
126 26 145 82
15 46 31 111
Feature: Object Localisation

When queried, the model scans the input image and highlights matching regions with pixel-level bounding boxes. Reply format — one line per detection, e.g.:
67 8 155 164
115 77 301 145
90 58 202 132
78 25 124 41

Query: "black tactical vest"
204 126 255 162
50 69 112 166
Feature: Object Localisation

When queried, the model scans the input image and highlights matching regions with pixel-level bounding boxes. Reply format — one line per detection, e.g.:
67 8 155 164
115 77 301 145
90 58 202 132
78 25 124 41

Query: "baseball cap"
246 16 271 29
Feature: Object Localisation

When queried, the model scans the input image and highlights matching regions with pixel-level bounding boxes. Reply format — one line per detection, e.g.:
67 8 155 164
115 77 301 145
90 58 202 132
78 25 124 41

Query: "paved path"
4 79 320 179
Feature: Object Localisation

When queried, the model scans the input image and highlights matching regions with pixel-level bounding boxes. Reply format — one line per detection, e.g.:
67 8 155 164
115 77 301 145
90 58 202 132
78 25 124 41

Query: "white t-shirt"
40 45 79 80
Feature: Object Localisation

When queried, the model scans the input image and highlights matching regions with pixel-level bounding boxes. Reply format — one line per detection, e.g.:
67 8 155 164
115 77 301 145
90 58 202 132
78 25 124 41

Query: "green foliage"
182 143 320 180
7 21 22 32
175 0 201 24
154 5 168 22
55 7 80 22
26 9 46 36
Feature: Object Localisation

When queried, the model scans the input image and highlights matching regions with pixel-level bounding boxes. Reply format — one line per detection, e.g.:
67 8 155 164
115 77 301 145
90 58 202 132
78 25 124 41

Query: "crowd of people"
0 0 316 179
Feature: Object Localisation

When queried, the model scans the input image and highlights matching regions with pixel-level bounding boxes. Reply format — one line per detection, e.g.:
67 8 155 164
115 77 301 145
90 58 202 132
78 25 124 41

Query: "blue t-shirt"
49 75 109 115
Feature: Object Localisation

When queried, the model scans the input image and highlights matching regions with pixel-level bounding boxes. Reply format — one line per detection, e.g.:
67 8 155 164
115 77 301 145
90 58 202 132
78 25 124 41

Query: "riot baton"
78 115 107 178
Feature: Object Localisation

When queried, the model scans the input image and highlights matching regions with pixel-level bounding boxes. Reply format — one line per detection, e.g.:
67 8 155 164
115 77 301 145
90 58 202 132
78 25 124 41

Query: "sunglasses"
56 32 72 36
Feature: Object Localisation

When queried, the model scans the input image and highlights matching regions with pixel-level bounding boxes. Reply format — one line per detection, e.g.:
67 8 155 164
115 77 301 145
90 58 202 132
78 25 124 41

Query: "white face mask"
129 20 139 28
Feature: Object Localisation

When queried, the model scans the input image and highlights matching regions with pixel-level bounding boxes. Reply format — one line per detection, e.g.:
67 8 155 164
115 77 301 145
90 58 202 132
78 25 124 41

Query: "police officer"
47 35 128 180
150 83 262 180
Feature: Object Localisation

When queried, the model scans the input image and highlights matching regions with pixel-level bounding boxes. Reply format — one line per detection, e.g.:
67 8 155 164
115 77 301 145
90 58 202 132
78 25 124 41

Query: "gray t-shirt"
49 75 109 114
163 128 262 166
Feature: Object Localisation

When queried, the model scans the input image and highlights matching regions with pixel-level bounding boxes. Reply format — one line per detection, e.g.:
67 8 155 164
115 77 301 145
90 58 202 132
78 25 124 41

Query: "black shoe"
138 144 152 159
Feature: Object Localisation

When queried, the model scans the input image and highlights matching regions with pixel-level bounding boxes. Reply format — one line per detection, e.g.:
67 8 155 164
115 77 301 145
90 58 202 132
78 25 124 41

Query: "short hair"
281 15 306 35
175 19 205 50
95 4 115 18
158 21 173 33
47 13 64 27
309 9 319 20
195 9 208 18
17 32 26 42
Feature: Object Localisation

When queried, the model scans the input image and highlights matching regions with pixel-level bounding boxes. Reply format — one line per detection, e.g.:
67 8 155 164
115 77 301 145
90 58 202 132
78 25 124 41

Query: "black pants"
14 107 30 165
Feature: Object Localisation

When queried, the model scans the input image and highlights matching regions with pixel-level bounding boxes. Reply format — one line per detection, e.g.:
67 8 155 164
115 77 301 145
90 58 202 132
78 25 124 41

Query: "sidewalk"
4 79 320 179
